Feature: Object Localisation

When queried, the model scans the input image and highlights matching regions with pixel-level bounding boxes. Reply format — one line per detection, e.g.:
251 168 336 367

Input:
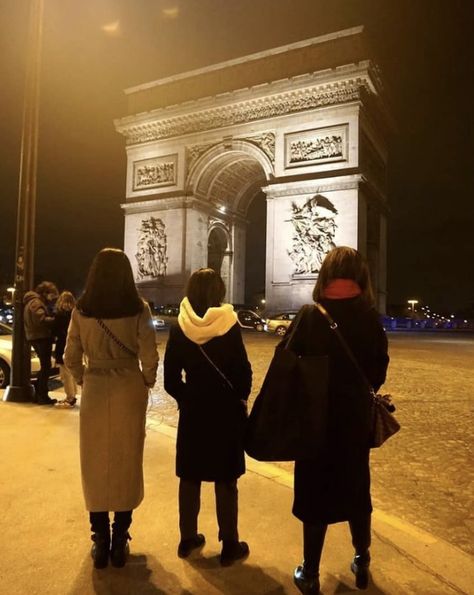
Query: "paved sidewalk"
1 395 473 595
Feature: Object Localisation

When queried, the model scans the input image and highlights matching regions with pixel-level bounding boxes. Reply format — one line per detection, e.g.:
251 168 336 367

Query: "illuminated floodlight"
407 299 419 313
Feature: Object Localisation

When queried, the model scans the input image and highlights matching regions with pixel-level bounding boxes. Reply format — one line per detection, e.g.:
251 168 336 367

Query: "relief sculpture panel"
285 125 348 169
133 155 177 190
287 195 338 275
135 217 168 280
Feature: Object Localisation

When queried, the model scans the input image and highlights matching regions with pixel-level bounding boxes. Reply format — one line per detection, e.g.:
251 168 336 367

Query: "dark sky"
1 0 473 312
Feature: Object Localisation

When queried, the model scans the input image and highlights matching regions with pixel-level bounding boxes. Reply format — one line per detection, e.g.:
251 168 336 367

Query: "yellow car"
265 312 298 336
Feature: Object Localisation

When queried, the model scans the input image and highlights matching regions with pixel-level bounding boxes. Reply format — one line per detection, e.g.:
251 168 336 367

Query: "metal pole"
4 0 44 403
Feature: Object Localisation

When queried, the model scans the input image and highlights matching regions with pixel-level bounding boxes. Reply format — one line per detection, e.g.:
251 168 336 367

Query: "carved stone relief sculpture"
287 194 338 275
285 125 348 168
133 155 177 190
135 217 168 280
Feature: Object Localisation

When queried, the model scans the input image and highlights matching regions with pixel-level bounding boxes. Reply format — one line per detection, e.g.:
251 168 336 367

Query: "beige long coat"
64 303 159 512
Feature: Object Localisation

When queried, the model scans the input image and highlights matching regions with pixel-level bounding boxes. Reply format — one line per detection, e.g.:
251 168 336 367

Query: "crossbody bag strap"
314 302 375 396
198 345 235 390
96 318 138 358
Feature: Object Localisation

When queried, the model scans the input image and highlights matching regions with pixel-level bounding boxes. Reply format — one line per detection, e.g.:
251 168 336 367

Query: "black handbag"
245 305 329 461
314 302 400 448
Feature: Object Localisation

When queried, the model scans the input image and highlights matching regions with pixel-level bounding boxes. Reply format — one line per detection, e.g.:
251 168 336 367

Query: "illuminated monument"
115 27 391 312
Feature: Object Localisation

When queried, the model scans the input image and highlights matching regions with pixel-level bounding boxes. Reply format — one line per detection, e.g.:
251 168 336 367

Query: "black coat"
53 310 72 364
164 322 252 481
288 297 389 525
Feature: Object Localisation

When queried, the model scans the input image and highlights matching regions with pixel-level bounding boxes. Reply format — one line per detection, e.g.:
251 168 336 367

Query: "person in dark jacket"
24 281 59 405
289 247 389 594
164 268 252 566
53 291 77 408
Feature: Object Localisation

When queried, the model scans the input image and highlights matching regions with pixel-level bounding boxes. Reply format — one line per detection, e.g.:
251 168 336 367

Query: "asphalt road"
148 329 474 557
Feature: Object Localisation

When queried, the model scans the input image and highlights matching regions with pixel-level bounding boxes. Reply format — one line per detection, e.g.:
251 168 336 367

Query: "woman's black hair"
312 246 375 305
77 248 144 318
185 268 226 317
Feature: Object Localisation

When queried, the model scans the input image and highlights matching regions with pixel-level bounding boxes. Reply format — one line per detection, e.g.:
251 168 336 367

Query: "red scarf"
322 279 361 299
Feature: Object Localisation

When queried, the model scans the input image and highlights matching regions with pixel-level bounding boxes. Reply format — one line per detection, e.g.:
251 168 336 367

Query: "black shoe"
293 565 320 594
110 531 131 568
220 540 249 567
91 532 110 569
37 396 57 405
177 533 205 558
351 552 370 590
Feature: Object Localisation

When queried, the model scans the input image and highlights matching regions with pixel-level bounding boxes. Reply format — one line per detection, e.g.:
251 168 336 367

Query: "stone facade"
115 27 391 312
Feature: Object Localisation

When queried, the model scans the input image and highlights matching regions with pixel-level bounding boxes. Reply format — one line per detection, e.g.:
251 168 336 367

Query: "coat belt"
87 358 139 370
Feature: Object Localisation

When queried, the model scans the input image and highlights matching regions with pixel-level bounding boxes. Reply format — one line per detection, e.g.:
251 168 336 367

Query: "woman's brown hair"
312 246 375 305
77 248 144 318
185 268 226 317
56 291 76 312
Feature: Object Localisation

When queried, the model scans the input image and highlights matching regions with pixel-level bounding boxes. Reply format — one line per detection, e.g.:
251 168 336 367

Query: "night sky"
1 0 473 312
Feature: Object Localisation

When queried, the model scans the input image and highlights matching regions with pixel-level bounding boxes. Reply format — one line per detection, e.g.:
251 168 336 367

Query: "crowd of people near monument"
23 281 77 407
22 246 389 594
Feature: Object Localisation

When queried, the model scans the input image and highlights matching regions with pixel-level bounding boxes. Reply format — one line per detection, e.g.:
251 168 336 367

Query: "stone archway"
117 27 391 312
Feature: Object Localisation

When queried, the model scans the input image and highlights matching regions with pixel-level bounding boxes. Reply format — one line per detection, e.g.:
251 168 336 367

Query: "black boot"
178 533 206 558
220 540 249 566
351 551 370 590
110 531 131 568
91 532 110 569
293 564 320 594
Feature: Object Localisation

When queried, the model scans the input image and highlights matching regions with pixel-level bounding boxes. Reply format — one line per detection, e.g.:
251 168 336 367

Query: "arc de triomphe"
115 27 391 312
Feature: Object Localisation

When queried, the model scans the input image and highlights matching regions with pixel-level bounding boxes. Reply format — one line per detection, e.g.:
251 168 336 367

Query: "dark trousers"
89 511 133 535
303 513 371 575
30 338 52 400
179 478 238 542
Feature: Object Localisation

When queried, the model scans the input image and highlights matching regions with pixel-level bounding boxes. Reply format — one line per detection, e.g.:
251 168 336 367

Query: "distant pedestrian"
287 247 389 594
164 268 252 566
53 291 77 408
24 281 59 405
64 248 159 569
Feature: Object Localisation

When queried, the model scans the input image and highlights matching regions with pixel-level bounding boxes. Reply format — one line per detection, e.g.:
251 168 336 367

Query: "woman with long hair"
64 248 159 569
288 246 389 594
164 268 252 566
54 291 77 408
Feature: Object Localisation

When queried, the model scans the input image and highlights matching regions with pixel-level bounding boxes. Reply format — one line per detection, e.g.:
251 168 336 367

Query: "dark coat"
164 322 252 481
288 297 389 525
53 310 72 364
23 291 54 341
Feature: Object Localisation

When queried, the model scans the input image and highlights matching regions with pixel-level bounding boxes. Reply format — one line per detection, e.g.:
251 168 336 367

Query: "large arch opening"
191 143 271 305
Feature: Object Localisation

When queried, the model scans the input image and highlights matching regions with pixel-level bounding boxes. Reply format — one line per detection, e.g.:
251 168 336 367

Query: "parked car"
0 322 57 389
266 311 298 336
237 309 267 332
152 315 167 330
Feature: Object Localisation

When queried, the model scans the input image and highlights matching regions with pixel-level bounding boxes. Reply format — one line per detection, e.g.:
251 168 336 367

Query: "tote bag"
245 306 328 461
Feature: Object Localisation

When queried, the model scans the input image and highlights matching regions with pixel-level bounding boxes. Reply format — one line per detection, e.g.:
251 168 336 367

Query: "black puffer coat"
164 323 252 481
288 297 389 525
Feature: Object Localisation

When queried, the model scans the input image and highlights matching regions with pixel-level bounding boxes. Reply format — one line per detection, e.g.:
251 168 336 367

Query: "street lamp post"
3 0 44 403
407 299 419 315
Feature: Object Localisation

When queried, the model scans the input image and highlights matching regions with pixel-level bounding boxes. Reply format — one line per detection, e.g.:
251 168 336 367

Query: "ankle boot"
293 564 320 594
110 531 131 568
91 531 110 569
220 540 249 566
351 551 370 590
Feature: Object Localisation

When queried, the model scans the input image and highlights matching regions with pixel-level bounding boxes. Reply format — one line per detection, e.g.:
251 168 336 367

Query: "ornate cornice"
117 78 369 145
